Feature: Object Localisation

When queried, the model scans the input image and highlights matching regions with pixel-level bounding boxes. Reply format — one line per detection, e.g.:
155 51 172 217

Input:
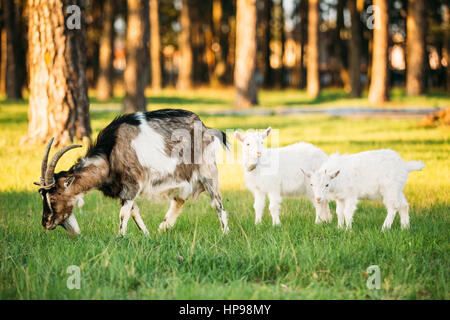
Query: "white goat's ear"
330 170 340 179
301 169 311 179
235 131 244 143
262 127 272 139
64 176 76 189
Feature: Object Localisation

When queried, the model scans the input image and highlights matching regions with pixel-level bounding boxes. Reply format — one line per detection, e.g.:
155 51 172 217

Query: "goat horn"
44 144 82 187
39 138 54 186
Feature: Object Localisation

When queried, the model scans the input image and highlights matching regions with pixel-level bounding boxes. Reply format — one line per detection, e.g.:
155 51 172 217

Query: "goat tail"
406 161 425 172
208 128 229 150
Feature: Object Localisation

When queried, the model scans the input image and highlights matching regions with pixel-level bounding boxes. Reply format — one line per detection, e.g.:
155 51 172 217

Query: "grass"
0 90 449 299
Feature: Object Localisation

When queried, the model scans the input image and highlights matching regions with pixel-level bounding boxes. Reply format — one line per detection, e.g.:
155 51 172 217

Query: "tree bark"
444 5 450 93
406 0 427 95
0 28 6 95
263 0 273 88
178 0 193 89
24 0 91 146
234 0 258 108
349 0 362 97
3 0 25 99
150 0 162 91
96 0 115 101
124 0 149 112
307 0 320 98
368 0 390 104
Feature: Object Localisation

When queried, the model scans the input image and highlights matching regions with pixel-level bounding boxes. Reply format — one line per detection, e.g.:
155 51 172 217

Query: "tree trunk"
0 28 6 95
444 5 450 93
150 0 162 91
263 0 273 88
307 0 320 98
348 0 362 97
96 0 115 101
3 0 25 99
178 0 193 89
124 0 149 112
234 0 258 108
24 0 91 146
406 0 427 95
368 0 390 104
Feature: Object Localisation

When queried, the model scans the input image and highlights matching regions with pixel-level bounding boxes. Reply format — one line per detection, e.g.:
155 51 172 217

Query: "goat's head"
34 138 83 235
302 168 340 204
235 127 271 171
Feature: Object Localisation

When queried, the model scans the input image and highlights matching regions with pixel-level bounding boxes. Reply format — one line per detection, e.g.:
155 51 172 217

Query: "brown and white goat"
34 109 229 235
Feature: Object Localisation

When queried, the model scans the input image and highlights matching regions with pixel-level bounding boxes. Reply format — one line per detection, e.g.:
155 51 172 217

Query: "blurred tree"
348 0 362 97
3 0 25 99
406 0 427 95
307 0 320 98
97 0 115 101
235 0 258 108
124 0 149 112
273 0 285 88
368 0 390 104
262 0 273 88
150 0 162 91
211 0 227 86
444 4 450 93
335 0 349 90
24 0 91 146
178 0 193 89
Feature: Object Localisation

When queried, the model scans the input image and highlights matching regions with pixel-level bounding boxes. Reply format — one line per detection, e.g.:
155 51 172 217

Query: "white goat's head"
302 168 340 204
235 127 271 172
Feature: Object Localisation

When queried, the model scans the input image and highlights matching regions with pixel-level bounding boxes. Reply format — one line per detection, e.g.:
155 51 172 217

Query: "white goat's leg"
313 202 323 224
253 191 266 225
336 200 345 229
398 194 410 229
131 204 149 235
268 193 282 226
119 200 134 236
382 195 399 231
323 201 333 222
343 199 358 230
159 198 185 232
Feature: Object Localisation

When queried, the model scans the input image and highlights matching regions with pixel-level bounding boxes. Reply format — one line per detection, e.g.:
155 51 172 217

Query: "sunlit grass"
0 97 448 299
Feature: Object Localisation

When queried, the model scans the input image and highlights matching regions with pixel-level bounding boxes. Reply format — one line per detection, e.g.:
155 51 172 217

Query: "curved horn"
44 144 82 186
39 138 54 186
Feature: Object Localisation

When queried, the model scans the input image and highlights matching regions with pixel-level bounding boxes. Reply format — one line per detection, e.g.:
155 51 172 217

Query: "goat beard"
61 214 81 235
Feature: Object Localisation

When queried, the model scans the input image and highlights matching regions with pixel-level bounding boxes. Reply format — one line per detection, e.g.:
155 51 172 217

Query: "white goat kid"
303 149 424 231
235 127 331 225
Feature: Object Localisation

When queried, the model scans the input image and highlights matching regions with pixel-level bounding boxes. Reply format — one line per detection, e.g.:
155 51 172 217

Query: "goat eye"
326 184 329 187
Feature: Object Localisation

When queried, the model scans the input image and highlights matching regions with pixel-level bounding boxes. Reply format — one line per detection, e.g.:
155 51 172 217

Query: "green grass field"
0 89 449 299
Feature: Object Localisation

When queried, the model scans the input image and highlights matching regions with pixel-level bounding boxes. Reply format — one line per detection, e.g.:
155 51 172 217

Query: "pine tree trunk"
24 0 91 146
3 0 25 99
444 5 450 93
123 0 149 112
368 0 390 104
406 0 427 95
307 0 320 98
0 29 6 95
97 0 115 101
263 0 273 88
235 0 258 108
349 0 362 97
178 0 193 89
150 0 162 91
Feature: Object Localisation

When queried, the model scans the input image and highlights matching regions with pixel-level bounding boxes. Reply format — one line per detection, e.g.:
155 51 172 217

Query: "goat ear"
64 176 76 189
301 169 311 179
330 170 340 179
262 127 272 139
235 131 244 143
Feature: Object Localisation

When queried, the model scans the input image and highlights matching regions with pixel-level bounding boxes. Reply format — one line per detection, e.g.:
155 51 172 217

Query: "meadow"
0 89 449 299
